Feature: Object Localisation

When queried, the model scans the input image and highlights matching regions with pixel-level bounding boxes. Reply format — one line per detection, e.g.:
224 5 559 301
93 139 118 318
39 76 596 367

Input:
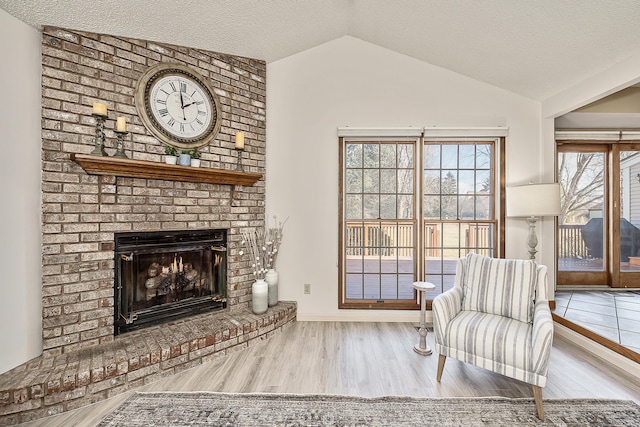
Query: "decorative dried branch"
240 216 288 280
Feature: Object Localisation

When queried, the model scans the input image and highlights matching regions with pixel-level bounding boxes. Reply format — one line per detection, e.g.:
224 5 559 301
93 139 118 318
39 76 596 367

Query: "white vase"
252 279 268 314
178 153 191 166
190 158 201 167
265 269 279 306
165 155 177 165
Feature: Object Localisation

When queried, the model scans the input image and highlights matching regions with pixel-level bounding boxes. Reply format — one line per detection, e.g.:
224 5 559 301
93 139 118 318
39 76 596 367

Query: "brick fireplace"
0 27 299 426
40 27 268 356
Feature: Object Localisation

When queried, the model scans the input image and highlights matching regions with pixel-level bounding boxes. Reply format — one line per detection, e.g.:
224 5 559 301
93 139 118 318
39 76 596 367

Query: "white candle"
92 102 107 116
116 117 127 132
235 132 245 149
179 257 183 272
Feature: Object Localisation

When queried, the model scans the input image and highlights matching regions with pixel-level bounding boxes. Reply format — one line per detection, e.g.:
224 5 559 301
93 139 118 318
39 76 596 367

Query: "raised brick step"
0 302 296 425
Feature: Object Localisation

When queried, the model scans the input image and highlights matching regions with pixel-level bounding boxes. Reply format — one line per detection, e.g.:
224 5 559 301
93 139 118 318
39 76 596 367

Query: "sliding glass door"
557 141 640 288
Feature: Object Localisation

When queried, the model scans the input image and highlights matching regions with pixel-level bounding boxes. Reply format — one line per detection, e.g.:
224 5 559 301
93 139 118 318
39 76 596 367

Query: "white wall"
0 9 42 373
266 36 543 321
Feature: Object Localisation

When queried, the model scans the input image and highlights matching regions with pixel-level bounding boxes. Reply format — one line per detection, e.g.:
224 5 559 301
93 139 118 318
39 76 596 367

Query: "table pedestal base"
412 281 435 356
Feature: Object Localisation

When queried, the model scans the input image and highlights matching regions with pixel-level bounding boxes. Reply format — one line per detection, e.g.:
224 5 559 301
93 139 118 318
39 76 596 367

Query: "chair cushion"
462 253 536 323
443 311 533 378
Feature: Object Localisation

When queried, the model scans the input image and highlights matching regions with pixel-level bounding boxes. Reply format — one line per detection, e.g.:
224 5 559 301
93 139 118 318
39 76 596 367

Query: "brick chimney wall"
40 27 266 357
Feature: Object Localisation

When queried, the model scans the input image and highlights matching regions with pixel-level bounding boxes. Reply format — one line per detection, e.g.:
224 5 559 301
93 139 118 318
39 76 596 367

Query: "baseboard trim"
554 321 640 382
297 311 429 323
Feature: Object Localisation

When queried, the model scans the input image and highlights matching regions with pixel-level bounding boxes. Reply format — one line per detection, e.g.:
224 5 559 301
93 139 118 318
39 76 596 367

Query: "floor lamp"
506 183 561 260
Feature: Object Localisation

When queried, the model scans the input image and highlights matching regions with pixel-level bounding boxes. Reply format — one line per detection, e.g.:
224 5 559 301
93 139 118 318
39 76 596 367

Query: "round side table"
413 281 435 355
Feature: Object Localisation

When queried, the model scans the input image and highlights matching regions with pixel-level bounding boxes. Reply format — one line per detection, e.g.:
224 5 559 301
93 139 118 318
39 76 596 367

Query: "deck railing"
345 222 493 257
346 222 588 259
558 224 589 259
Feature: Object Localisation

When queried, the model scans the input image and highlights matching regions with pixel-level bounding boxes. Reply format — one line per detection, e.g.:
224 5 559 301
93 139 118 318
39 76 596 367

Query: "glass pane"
442 223 461 249
423 196 441 219
459 145 475 169
346 144 362 168
397 195 413 219
346 254 364 273
364 169 379 193
398 144 414 168
381 275 398 299
397 169 414 194
459 195 474 220
441 171 457 194
380 195 396 219
345 274 363 299
620 150 640 271
398 274 414 295
441 196 457 219
346 195 362 219
381 259 398 273
475 195 491 219
380 170 396 193
476 144 491 169
363 195 379 219
424 225 441 249
364 274 381 299
380 144 396 168
441 145 458 168
346 169 362 193
557 151 605 272
364 144 379 168
423 170 440 194
423 145 440 169
458 170 475 195
476 170 491 193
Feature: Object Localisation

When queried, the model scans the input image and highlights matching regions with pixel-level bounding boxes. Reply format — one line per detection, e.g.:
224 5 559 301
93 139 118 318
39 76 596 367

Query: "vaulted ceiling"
2 0 640 102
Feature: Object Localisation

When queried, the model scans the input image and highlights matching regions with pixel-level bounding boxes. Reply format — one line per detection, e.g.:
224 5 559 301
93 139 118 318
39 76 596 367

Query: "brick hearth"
0 302 296 425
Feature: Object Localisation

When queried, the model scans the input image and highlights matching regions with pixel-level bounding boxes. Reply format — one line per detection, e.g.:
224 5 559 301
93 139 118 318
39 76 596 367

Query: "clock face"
149 75 213 139
135 63 221 149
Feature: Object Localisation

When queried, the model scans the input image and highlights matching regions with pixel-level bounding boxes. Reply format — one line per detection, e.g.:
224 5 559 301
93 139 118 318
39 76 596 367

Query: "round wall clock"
134 63 221 149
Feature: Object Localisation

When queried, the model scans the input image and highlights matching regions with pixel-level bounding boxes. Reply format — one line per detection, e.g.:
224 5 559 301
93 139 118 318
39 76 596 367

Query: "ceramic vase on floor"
265 268 279 306
252 279 268 314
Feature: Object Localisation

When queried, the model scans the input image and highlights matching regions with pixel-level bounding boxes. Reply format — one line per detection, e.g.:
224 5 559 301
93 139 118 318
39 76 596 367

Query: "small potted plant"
164 145 178 164
190 148 202 167
178 150 191 166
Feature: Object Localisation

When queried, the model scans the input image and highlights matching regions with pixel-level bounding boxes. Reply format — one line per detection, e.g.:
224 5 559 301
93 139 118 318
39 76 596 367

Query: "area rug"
97 392 640 426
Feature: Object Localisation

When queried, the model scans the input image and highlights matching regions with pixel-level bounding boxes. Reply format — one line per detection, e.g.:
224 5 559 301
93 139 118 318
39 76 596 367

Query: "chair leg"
436 354 446 382
532 385 544 421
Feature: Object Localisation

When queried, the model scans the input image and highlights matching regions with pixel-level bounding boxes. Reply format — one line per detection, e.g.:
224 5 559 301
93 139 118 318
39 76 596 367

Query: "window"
422 141 497 301
339 129 505 309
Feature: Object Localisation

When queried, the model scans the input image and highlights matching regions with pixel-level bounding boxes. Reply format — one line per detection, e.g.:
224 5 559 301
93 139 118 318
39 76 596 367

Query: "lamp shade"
506 183 561 217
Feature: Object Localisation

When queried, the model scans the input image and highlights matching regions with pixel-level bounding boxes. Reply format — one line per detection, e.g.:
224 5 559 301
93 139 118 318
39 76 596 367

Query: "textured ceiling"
2 0 640 101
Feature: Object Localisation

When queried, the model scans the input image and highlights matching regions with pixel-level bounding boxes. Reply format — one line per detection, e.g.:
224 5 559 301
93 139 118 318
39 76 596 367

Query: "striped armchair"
432 253 554 420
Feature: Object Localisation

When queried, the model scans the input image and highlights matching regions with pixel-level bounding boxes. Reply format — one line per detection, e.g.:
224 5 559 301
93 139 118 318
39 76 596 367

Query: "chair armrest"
531 300 553 375
432 286 464 346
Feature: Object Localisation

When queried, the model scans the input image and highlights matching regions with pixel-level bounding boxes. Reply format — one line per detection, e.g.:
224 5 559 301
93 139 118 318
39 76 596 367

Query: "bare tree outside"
557 152 605 225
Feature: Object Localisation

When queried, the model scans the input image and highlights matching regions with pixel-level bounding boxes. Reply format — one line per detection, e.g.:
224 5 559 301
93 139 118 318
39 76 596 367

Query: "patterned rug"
98 392 640 426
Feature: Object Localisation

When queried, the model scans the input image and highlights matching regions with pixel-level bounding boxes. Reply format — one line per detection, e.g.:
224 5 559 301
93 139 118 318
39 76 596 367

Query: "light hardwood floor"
20 321 640 426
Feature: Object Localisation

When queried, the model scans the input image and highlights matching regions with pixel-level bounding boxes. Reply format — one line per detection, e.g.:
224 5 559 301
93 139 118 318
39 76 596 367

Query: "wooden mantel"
71 154 262 186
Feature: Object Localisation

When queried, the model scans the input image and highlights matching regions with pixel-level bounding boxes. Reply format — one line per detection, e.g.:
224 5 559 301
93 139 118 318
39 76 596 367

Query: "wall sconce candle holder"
114 130 129 158
91 113 108 156
235 147 244 171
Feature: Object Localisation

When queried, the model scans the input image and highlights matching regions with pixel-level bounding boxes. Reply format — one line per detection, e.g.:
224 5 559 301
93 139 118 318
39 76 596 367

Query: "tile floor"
553 290 640 354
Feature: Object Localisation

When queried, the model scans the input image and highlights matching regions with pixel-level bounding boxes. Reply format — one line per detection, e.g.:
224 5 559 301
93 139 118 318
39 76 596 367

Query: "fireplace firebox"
114 229 227 335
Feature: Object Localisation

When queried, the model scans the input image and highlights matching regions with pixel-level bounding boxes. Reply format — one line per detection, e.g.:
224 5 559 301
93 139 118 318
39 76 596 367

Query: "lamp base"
526 216 539 260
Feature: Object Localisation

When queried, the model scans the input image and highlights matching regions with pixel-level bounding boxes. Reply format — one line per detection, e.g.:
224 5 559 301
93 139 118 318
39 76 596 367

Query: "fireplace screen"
114 229 227 334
